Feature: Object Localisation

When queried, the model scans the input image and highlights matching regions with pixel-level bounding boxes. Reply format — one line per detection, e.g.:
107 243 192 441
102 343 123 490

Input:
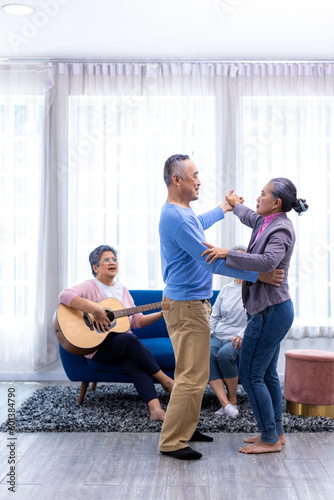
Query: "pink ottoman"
284 349 334 418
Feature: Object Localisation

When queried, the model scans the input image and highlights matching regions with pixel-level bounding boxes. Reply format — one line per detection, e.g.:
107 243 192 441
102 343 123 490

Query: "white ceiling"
0 0 334 61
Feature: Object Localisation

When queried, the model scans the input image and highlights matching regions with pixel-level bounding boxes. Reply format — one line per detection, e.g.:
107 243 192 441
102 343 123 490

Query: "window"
238 96 333 332
0 96 44 321
67 95 217 289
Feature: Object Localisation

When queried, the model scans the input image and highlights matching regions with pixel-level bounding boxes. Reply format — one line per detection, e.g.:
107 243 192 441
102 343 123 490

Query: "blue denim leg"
209 337 224 381
239 300 294 444
264 344 284 437
209 337 240 380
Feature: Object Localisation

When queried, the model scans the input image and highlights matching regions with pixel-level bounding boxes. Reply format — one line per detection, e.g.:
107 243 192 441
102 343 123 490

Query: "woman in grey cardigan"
202 178 308 454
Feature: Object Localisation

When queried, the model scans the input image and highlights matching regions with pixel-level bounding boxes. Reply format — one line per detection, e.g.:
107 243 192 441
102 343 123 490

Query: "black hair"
163 154 191 187
89 245 117 277
269 177 308 215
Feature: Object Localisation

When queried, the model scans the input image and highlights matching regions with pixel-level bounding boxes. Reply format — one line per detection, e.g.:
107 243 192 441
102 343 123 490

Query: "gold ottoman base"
286 400 334 419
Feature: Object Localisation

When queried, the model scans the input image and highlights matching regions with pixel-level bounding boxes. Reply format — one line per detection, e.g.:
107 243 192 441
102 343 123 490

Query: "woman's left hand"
201 242 229 263
231 335 242 349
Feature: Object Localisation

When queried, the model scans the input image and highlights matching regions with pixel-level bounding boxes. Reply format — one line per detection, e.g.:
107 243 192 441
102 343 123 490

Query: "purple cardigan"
226 204 296 315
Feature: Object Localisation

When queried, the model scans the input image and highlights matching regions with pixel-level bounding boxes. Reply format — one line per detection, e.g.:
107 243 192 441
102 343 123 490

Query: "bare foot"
153 370 175 394
239 440 282 454
148 398 166 421
243 434 286 445
161 379 175 393
150 408 166 421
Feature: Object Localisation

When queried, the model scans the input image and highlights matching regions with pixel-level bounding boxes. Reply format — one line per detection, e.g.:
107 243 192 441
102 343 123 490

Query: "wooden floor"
1 382 334 500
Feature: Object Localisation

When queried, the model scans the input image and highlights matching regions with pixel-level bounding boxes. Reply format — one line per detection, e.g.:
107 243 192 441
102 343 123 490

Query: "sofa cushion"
129 289 220 340
141 338 175 370
130 290 167 339
59 290 220 384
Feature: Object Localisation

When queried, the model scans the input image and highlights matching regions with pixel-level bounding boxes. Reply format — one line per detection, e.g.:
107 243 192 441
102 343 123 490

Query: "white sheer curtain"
0 63 59 372
54 62 334 340
1 61 333 374
53 62 238 292
233 63 334 339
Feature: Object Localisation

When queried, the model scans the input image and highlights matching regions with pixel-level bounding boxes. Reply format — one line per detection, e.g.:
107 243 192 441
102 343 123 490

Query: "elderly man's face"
178 160 201 205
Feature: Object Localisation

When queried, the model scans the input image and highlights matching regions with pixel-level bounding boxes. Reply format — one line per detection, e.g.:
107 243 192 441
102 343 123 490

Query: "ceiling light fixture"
2 3 36 15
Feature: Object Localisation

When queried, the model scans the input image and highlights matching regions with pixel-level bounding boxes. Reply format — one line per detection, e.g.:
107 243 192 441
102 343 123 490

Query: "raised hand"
220 190 234 213
225 192 244 207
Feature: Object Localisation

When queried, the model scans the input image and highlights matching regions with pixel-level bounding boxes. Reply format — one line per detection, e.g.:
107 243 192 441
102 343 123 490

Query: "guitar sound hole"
93 309 115 333
106 310 115 322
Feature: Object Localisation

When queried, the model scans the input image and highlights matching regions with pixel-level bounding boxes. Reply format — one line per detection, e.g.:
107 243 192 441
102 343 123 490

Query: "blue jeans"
209 337 240 380
239 299 294 444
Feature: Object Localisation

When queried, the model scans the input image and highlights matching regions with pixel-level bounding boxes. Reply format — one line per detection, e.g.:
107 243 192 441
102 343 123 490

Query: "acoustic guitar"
53 297 169 355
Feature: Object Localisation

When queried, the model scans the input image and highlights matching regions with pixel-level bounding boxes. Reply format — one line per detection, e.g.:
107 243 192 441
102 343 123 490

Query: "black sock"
189 430 214 442
160 446 202 460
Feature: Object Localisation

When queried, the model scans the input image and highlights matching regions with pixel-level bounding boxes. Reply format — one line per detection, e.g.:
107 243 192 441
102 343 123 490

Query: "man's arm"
202 238 288 275
201 243 285 287
198 191 237 231
175 221 259 283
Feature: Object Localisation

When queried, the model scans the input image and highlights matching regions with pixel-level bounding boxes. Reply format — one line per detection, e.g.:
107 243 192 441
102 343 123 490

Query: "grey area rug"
1 384 333 433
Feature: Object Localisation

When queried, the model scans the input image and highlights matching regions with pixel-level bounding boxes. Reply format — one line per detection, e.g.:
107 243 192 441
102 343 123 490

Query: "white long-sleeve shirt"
210 281 247 341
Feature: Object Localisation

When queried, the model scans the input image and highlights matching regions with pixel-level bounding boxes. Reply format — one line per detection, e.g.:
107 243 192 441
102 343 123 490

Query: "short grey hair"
163 154 190 187
232 245 247 252
89 245 117 277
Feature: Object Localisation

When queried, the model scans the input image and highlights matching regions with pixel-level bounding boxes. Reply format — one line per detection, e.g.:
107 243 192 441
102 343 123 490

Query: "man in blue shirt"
158 154 283 460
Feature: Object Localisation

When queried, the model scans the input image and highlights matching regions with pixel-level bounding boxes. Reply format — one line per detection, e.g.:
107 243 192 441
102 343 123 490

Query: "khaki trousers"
158 296 212 452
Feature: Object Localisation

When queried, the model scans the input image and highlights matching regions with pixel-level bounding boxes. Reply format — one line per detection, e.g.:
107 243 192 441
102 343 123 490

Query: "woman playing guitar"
58 244 174 421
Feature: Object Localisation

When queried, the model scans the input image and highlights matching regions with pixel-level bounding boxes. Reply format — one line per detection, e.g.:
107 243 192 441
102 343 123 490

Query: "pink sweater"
59 279 143 358
251 212 284 247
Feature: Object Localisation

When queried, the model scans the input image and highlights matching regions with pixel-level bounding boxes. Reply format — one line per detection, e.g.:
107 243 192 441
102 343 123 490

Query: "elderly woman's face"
94 251 118 283
256 183 278 217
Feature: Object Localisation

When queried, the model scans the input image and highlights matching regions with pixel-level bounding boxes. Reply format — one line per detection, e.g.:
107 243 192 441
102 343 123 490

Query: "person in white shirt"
209 246 247 419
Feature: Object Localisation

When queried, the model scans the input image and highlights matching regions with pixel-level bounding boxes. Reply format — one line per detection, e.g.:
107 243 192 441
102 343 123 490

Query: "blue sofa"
59 289 220 403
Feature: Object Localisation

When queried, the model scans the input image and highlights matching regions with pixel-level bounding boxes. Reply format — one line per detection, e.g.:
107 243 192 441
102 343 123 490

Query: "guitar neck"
113 302 162 319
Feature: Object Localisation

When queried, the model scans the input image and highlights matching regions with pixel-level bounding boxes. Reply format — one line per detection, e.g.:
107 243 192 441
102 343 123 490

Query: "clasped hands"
221 190 244 214
202 190 243 263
